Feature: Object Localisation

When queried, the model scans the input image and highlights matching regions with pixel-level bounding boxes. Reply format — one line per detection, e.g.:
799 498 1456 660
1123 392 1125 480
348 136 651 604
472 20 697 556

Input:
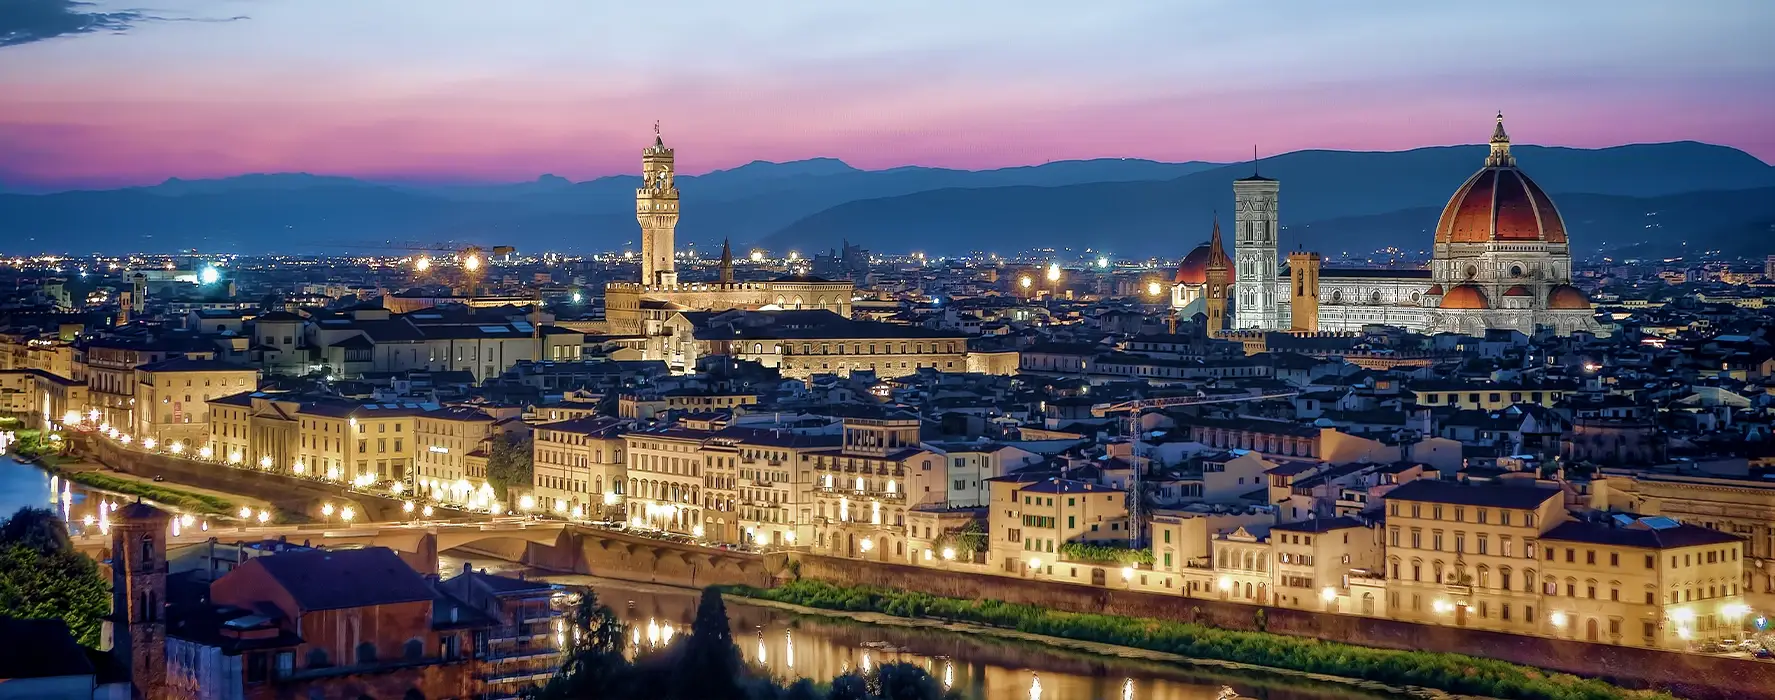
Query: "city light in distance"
750 250 766 262
463 254 482 272
198 266 221 285
414 256 432 272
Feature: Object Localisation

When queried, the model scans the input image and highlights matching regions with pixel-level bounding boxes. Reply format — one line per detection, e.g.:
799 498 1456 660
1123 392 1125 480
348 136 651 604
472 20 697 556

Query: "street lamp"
237 506 252 520
463 254 482 272
1146 280 1163 297
322 503 335 519
340 506 355 524
414 256 432 272
1046 262 1061 283
256 509 271 525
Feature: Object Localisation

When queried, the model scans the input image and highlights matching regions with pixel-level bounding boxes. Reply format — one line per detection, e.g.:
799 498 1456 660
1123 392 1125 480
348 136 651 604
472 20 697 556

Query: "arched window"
1509 264 1524 278
356 642 378 664
403 639 424 661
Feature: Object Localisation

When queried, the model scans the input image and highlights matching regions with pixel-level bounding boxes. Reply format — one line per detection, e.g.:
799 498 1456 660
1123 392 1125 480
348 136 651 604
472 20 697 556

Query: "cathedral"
605 127 854 336
1172 114 1604 337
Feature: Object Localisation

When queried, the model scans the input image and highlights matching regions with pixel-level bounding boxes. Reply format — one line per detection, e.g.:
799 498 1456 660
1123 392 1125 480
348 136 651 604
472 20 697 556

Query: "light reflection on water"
0 455 213 538
592 581 1399 700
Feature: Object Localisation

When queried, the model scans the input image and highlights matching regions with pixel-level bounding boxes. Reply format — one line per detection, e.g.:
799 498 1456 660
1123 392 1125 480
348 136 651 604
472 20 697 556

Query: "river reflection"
0 455 213 538
593 580 1400 700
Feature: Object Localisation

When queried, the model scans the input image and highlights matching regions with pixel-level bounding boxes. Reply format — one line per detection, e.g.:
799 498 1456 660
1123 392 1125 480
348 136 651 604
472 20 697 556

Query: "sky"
2 0 1772 191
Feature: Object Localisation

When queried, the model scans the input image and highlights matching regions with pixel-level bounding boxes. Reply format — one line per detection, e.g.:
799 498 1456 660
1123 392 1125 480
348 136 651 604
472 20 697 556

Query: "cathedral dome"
1503 285 1533 297
1174 243 1212 285
1433 114 1568 246
1440 284 1490 309
1547 284 1591 309
1425 284 1445 296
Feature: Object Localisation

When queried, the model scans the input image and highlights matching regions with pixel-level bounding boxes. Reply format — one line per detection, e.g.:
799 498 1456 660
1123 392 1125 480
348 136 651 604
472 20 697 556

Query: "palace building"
604 127 854 340
1174 114 1605 337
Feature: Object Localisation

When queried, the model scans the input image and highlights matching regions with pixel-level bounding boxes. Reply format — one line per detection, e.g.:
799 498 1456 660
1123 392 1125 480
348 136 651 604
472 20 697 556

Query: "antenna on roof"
1252 145 1260 177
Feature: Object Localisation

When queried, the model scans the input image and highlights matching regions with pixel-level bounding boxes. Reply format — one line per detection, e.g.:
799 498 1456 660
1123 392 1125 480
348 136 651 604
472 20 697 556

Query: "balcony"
482 646 559 663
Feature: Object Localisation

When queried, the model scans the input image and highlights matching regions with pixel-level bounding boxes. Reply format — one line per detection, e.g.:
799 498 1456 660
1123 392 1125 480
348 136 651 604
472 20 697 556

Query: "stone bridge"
76 517 786 588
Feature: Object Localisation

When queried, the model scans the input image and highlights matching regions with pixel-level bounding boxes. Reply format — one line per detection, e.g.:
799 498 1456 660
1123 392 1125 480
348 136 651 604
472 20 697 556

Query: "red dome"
1174 243 1211 285
1440 284 1490 309
1425 284 1445 295
1504 285 1532 297
1433 116 1567 246
1548 284 1591 309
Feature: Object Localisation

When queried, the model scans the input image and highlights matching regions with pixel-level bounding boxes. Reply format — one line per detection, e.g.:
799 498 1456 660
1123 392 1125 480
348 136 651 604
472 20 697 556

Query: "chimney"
464 561 473 575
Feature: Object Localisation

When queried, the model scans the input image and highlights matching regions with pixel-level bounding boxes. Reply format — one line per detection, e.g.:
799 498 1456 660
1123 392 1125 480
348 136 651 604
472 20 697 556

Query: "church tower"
112 501 170 700
1288 251 1321 332
1233 159 1280 330
1204 218 1232 338
638 123 681 287
718 238 734 284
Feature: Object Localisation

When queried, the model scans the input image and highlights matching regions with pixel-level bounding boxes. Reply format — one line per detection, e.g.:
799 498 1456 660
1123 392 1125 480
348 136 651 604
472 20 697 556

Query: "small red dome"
1425 284 1445 295
1174 243 1211 285
1548 284 1591 310
1440 284 1490 309
1504 285 1532 297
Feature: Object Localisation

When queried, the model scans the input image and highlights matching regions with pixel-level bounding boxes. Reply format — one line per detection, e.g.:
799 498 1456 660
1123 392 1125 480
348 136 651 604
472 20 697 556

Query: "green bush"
726 580 1667 700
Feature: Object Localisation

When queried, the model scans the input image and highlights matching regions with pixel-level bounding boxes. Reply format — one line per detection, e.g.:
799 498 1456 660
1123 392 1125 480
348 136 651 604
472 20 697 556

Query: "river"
6 454 1404 700
474 571 1409 700
0 453 221 536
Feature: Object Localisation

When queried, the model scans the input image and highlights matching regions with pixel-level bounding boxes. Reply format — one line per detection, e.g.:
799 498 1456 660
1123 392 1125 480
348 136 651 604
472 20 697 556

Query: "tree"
485 433 534 500
672 586 749 700
0 507 71 554
524 589 628 700
0 508 109 646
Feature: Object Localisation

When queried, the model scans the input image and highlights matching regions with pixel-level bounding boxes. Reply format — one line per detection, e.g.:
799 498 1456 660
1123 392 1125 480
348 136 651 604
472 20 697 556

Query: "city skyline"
3 0 1773 191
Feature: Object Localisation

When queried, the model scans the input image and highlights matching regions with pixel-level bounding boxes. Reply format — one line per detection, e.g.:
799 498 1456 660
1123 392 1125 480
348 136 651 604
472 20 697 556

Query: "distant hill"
1 142 1769 256
760 142 1775 256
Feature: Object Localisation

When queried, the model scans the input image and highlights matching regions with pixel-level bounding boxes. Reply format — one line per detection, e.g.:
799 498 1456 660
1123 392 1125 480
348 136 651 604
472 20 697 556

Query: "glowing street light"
142 437 156 450
170 442 184 455
256 509 271 525
322 503 335 519
1121 566 1135 581
258 455 272 469
1146 280 1163 297
422 505 434 517
340 506 355 523
403 501 415 514
291 460 305 474
198 266 221 285
237 506 252 519
414 256 432 272
463 254 482 272
1097 256 1109 269
1045 262 1061 283
941 547 956 561
198 446 213 459
1320 587 1338 603
1019 275 1032 290
518 494 536 512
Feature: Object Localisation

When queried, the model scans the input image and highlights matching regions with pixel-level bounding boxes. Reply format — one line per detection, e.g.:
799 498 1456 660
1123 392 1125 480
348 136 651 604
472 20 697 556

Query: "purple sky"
3 0 1772 191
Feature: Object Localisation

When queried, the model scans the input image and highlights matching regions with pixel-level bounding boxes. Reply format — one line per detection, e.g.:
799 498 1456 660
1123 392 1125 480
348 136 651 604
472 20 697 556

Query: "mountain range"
2 142 1771 259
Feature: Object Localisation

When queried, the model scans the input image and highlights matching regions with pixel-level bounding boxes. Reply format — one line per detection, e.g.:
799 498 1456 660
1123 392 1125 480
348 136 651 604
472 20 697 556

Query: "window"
275 651 294 678
356 642 378 664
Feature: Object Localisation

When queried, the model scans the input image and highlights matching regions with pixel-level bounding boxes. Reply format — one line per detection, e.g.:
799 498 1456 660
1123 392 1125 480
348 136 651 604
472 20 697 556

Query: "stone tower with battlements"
1233 163 1281 330
112 501 170 700
638 124 680 287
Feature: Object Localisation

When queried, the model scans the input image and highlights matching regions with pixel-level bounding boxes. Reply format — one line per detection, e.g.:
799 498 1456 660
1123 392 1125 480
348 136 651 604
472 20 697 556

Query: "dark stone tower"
1204 217 1232 338
719 238 734 284
112 501 170 700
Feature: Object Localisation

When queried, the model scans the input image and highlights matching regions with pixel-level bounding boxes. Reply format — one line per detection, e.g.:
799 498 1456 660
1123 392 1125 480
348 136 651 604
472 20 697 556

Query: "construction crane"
1091 391 1301 547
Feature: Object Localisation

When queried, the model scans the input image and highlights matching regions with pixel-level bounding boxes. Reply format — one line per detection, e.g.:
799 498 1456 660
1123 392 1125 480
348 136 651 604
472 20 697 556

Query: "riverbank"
9 435 244 516
539 572 1430 700
723 580 1670 700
